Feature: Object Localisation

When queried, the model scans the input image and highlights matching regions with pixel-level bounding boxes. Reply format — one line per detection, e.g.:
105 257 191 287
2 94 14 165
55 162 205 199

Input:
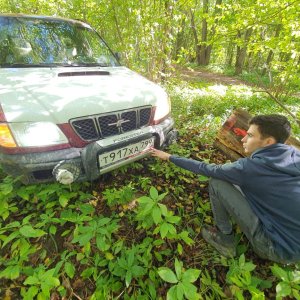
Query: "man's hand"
150 148 171 161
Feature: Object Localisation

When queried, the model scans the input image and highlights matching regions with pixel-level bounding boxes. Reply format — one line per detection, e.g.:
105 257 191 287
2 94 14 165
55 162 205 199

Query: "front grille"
98 114 119 138
71 107 152 141
72 118 98 140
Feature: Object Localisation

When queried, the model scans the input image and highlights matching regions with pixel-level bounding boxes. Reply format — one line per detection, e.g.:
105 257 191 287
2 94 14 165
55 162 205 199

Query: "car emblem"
108 118 130 128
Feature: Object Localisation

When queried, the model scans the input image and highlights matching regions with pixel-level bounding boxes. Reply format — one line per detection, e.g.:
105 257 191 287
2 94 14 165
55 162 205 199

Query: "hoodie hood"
252 143 300 176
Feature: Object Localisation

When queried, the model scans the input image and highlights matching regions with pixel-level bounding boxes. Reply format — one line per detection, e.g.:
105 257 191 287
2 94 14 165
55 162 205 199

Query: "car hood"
0 66 166 123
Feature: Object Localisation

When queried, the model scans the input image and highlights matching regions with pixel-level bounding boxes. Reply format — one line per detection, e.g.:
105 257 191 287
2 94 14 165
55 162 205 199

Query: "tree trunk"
235 28 252 74
245 51 252 71
226 43 235 67
199 0 209 65
174 18 186 60
262 24 281 75
190 9 201 65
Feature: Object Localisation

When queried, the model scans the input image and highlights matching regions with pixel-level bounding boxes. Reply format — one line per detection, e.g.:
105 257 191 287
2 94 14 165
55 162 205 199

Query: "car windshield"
0 16 120 67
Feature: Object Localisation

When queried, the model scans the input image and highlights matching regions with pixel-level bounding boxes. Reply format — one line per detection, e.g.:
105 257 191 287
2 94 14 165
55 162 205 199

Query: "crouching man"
151 114 300 264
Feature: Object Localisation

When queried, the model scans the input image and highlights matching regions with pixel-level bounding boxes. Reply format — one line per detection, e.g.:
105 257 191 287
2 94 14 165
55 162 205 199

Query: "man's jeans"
209 178 284 263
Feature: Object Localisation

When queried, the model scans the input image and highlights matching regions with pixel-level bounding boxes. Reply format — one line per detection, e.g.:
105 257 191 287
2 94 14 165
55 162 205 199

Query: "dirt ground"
174 65 253 86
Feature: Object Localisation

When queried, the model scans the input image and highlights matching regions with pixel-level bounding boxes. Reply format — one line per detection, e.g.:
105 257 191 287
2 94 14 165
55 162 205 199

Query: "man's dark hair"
249 114 291 143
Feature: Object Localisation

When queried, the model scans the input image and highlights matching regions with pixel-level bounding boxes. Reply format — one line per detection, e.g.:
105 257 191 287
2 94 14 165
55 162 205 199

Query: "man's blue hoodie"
170 143 300 262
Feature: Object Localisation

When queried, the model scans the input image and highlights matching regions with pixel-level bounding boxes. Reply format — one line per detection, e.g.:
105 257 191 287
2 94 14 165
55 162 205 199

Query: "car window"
0 16 120 67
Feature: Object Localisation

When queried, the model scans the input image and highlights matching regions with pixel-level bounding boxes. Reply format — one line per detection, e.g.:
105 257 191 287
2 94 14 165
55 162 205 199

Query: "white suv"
0 14 177 184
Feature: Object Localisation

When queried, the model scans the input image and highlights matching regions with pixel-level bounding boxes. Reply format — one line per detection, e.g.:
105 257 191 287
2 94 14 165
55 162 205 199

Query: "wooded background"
1 0 299 85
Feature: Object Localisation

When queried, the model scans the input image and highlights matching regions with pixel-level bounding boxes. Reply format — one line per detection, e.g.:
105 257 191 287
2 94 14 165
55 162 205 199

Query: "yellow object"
0 124 17 147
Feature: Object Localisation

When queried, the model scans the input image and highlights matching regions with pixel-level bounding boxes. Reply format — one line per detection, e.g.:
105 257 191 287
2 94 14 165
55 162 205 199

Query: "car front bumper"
0 118 177 184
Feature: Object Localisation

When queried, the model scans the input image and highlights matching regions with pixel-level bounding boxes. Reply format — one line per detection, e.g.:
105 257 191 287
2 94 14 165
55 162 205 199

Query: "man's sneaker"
201 225 236 258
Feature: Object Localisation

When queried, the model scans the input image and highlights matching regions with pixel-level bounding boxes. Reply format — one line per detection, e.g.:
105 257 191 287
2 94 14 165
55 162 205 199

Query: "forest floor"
174 65 254 86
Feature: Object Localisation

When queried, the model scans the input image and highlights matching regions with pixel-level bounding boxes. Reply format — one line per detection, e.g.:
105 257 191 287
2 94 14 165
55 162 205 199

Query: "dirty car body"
0 14 177 184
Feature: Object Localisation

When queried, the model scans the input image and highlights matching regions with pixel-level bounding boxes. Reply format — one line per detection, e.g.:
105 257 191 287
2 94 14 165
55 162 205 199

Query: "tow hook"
165 129 178 146
52 161 81 184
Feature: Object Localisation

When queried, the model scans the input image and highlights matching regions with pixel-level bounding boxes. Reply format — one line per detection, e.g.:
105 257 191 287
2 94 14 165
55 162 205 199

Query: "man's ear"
265 136 277 145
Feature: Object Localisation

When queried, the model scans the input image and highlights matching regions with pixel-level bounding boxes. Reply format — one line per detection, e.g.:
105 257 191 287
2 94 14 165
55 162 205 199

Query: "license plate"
98 137 154 169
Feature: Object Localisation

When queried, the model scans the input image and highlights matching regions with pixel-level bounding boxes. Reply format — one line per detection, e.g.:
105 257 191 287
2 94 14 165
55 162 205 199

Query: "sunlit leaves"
19 225 46 238
271 264 300 299
158 258 201 300
22 268 60 300
158 268 178 284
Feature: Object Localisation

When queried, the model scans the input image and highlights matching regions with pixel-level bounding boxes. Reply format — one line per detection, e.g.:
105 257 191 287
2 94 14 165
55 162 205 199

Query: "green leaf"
182 269 201 283
117 257 128 269
243 262 256 272
1 182 13 195
150 187 158 200
44 277 60 288
97 217 111 227
24 275 39 285
96 236 109 252
198 175 209 182
49 225 57 235
137 196 152 204
166 223 177 236
59 194 69 207
160 222 169 239
178 231 194 246
20 225 46 238
125 270 132 287
2 230 20 248
174 258 182 280
157 192 168 201
158 267 178 283
292 289 300 300
65 262 75 279
177 282 184 300
128 249 135 267
182 281 199 300
152 206 162 225
81 267 94 279
132 265 146 277
158 203 168 217
37 291 47 300
276 282 292 297
0 265 20 280
167 216 181 224
167 285 178 300
271 265 289 281
177 243 183 255
73 232 93 246
25 286 39 299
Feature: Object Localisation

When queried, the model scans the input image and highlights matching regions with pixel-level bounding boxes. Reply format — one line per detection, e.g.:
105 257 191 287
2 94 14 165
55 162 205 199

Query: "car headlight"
153 92 171 124
8 122 68 147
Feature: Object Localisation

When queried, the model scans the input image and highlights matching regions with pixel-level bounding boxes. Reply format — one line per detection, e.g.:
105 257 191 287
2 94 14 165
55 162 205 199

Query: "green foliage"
110 245 147 287
226 254 270 299
200 270 226 299
102 183 135 207
21 267 60 300
158 258 201 300
271 264 300 300
136 186 170 229
72 216 119 252
0 175 19 220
